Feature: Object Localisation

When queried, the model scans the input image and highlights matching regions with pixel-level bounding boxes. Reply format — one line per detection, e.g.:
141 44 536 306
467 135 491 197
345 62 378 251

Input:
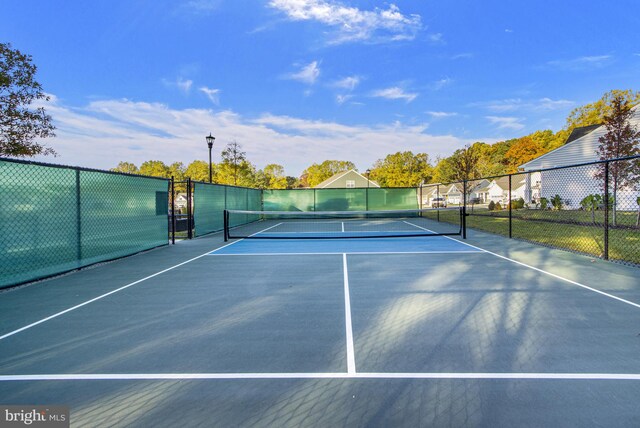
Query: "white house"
519 104 640 210
486 177 526 205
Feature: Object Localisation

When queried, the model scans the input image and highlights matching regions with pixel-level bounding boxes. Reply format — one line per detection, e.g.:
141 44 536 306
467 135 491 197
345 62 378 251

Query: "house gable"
314 169 380 188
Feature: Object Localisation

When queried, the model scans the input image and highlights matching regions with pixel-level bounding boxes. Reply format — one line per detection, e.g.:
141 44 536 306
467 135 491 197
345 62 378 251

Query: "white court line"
208 251 483 256
342 254 357 374
341 222 345 233
405 220 640 310
0 224 278 342
2 372 640 381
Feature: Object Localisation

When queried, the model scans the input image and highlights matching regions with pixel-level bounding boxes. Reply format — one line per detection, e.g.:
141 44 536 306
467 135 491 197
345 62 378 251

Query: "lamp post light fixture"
206 133 215 183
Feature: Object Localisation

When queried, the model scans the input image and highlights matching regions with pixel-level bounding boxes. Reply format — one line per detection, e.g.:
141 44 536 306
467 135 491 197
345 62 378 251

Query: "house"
174 193 189 210
314 169 379 189
469 179 491 203
519 104 640 210
486 176 526 205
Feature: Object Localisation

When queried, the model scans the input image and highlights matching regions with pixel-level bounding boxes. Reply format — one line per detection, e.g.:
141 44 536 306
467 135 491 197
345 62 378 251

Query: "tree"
111 161 139 174
442 144 481 183
0 42 56 157
260 164 288 189
369 151 433 187
594 94 640 226
504 136 546 173
303 160 356 187
139 160 171 178
185 160 212 183
216 160 256 187
220 140 247 185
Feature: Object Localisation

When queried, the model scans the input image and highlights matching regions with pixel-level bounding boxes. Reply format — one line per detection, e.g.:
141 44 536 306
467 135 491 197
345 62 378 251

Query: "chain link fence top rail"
421 155 640 266
0 158 169 289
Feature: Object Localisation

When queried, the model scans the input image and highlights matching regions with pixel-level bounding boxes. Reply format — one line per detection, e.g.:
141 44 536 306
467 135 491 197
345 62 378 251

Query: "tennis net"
223 208 464 240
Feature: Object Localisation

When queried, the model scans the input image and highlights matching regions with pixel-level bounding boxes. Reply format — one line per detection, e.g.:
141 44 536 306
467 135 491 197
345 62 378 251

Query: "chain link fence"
0 158 170 289
421 155 640 266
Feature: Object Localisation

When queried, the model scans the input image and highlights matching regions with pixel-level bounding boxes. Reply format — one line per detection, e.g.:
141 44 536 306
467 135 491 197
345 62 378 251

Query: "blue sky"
2 0 639 176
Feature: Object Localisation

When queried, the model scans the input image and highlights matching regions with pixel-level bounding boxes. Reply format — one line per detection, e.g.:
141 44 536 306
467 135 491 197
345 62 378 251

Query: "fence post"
508 174 513 239
462 180 467 239
186 177 193 239
170 176 175 245
604 162 609 260
75 169 82 263
436 184 440 222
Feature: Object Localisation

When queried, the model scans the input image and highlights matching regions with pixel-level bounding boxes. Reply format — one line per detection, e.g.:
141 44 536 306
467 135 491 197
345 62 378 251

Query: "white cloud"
268 0 422 44
199 86 221 104
486 116 525 130
431 77 453 91
34 97 472 176
332 76 360 90
371 86 418 102
286 61 321 85
427 111 458 119
427 33 444 44
336 94 352 105
163 77 193 94
535 97 574 110
546 55 612 70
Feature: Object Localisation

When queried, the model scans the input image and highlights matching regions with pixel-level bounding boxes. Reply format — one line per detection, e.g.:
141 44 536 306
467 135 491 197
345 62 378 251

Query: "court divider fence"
421 154 640 266
0 157 170 289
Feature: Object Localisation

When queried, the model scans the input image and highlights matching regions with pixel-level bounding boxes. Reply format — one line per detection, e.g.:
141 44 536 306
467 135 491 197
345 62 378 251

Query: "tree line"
111 89 640 189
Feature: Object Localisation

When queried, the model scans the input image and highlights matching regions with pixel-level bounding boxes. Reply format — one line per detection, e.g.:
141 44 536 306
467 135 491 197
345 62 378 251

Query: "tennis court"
1 212 640 426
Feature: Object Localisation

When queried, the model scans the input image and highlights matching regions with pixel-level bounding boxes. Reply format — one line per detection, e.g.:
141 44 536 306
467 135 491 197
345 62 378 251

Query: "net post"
186 177 193 239
223 209 229 242
170 176 175 245
462 180 467 239
604 161 609 260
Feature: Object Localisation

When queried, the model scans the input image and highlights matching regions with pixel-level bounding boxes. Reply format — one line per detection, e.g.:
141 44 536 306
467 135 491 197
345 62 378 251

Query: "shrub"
551 194 563 210
488 200 496 211
495 202 503 211
517 197 525 209
540 197 548 210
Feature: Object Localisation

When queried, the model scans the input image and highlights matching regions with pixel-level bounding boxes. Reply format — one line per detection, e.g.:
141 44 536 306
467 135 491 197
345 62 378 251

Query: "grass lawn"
433 207 640 265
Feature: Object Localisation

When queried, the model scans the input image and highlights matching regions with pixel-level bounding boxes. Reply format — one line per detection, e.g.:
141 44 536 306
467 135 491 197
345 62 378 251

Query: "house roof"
490 176 525 190
519 103 640 171
564 124 601 144
314 169 380 188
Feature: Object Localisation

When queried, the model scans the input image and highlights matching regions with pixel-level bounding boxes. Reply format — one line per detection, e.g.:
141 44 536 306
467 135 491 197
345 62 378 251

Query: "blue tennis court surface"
212 235 481 255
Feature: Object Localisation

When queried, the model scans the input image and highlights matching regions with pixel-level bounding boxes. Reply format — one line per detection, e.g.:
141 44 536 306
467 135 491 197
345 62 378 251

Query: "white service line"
343 253 357 374
0 224 276 342
406 220 640 310
2 372 640 381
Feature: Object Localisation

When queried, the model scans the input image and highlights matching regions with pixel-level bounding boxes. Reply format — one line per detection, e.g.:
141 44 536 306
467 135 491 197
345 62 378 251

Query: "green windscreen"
193 183 226 236
0 159 168 289
263 189 314 211
367 188 419 210
315 189 366 211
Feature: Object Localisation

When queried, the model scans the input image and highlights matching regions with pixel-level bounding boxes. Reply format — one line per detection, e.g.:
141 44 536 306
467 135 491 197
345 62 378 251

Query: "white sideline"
2 372 640 381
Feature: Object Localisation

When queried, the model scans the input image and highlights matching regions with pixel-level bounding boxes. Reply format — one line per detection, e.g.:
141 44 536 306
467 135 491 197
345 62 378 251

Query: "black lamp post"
206 133 215 183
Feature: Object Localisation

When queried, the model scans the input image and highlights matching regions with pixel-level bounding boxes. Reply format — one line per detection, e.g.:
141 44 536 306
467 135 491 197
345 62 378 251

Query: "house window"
346 180 356 188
